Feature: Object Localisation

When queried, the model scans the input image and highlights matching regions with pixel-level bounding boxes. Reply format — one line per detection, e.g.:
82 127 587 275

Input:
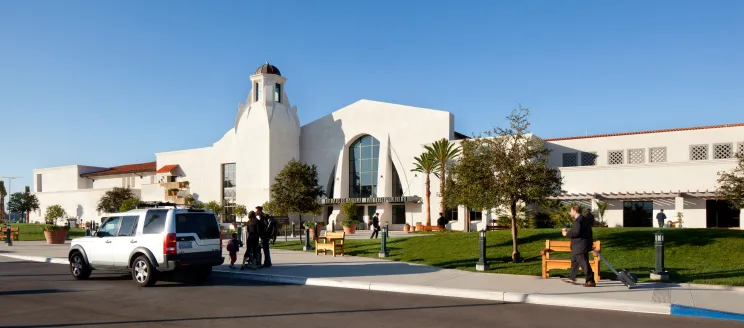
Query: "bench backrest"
324 231 345 239
545 240 601 253
1 227 19 232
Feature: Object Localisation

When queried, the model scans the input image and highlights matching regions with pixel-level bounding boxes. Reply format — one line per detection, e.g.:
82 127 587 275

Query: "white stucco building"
30 63 743 230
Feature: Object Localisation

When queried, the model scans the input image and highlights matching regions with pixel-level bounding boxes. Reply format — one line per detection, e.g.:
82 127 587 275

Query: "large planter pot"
415 223 423 231
343 224 357 234
404 225 411 232
44 230 67 244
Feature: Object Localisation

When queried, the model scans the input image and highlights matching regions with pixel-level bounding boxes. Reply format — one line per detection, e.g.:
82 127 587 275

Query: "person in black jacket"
562 205 595 287
370 213 381 239
241 211 264 270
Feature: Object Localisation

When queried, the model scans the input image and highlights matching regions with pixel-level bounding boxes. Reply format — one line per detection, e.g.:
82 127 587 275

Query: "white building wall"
300 100 452 228
30 188 142 223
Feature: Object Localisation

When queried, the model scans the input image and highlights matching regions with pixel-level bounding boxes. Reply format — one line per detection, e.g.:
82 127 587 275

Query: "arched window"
349 135 380 198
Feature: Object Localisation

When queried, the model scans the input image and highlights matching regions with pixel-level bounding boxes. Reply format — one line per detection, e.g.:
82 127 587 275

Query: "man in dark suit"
562 205 595 287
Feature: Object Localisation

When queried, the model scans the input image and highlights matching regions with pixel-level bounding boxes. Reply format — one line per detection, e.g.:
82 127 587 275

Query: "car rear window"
175 213 220 239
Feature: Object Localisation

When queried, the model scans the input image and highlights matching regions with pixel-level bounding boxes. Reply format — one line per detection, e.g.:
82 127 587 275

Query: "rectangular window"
98 217 121 237
738 142 744 157
649 147 667 163
628 149 645 164
274 83 281 103
581 152 597 166
255 82 262 101
117 216 139 237
176 213 220 239
392 205 406 224
690 144 709 161
562 153 578 167
222 163 236 188
608 150 624 165
445 208 458 221
142 210 168 234
36 174 42 192
714 143 733 159
622 201 653 227
468 208 483 221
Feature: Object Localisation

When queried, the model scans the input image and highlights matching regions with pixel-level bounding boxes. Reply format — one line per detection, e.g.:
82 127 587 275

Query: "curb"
3 254 742 322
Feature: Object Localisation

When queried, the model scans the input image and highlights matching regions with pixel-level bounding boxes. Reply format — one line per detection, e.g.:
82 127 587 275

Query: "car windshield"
175 213 220 239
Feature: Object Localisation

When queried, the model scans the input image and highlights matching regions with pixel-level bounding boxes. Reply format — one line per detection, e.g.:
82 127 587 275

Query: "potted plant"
43 205 70 244
304 221 318 238
415 222 423 231
181 181 190 188
340 202 359 234
676 212 684 228
341 219 359 234
404 223 411 232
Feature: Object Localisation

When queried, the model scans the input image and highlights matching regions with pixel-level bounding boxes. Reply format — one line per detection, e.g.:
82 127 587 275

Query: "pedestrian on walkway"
437 212 446 231
227 232 243 269
370 213 381 239
562 205 596 287
240 211 263 270
656 209 667 228
256 206 273 268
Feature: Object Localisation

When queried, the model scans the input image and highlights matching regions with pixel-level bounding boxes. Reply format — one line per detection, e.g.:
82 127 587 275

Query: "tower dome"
255 62 281 76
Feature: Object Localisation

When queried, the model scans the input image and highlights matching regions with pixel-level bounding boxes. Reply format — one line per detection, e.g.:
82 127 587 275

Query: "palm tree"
0 181 6 224
411 152 440 225
425 138 461 217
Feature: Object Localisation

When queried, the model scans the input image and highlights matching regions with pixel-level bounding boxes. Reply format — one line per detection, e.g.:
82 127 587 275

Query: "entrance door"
356 206 366 229
623 201 653 227
706 200 741 228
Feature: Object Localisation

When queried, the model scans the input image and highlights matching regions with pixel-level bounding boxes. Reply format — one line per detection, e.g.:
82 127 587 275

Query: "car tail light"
164 233 177 255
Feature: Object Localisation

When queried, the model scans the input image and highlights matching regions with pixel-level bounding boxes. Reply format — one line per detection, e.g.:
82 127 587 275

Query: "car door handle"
105 240 112 244
130 240 137 243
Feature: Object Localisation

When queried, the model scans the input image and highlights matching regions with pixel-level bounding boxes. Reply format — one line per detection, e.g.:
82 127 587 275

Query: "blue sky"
1 0 742 195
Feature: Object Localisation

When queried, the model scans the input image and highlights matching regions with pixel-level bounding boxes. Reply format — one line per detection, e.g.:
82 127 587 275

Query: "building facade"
30 63 743 230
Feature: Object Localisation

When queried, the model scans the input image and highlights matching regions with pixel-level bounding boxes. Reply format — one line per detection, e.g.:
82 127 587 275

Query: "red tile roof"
156 164 179 174
81 161 157 178
544 123 744 142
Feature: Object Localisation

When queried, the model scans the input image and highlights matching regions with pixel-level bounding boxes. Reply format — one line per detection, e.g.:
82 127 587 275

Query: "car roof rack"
136 202 182 209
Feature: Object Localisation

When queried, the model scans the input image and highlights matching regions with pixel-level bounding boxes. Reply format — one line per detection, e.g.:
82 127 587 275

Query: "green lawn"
6 223 86 241
273 228 744 286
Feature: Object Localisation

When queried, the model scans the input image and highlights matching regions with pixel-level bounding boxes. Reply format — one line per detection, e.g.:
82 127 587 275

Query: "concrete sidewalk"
2 241 744 322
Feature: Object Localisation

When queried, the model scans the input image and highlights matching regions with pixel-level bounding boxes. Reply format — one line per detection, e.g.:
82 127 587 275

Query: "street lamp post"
476 230 489 271
378 224 389 258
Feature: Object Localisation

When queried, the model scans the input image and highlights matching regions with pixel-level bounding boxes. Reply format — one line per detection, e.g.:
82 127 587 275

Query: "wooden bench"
486 225 510 231
315 231 345 257
541 239 601 282
420 225 444 232
0 227 20 241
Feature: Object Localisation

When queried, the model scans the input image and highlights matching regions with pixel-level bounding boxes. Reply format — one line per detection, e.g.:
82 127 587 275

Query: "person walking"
562 205 596 287
370 213 380 239
656 209 667 228
437 212 446 231
256 206 272 268
227 232 243 269
240 211 263 270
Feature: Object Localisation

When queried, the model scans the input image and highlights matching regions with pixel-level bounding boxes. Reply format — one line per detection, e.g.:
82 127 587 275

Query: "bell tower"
234 63 301 207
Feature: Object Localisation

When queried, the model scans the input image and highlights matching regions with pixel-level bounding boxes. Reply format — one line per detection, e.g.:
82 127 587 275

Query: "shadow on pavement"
0 289 77 296
1 303 501 328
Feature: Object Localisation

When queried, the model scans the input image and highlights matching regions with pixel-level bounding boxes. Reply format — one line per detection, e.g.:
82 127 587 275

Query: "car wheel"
69 252 92 280
132 256 158 287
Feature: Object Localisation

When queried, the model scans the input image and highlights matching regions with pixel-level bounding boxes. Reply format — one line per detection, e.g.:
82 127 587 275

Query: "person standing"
562 205 595 287
436 212 446 231
656 209 667 228
370 213 380 239
255 206 272 268
240 211 263 270
227 232 243 269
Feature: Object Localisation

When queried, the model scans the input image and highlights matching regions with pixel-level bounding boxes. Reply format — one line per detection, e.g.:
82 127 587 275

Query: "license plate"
178 241 192 249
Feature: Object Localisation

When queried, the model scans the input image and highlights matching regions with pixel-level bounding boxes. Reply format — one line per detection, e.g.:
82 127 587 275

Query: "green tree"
204 201 223 221
119 198 142 212
8 190 40 223
443 140 498 231
262 200 286 217
44 205 67 225
270 159 325 218
340 202 359 226
425 138 461 216
595 200 608 225
234 204 247 222
717 152 744 209
0 181 6 224
97 187 135 213
412 152 440 225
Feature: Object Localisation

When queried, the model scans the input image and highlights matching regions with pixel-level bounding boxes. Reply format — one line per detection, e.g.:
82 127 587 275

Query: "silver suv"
68 204 224 287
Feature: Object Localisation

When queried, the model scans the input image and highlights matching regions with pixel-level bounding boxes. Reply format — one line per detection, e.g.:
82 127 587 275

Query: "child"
227 233 243 269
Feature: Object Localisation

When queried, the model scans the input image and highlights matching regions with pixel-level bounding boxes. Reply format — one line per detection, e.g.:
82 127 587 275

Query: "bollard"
303 225 312 251
284 223 288 242
5 223 12 246
291 222 296 238
650 232 669 280
331 220 336 233
476 230 489 271
385 223 389 238
378 224 389 258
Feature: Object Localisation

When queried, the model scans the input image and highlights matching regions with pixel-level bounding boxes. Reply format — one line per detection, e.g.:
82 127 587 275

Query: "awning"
319 196 422 205
156 164 179 175
550 190 718 201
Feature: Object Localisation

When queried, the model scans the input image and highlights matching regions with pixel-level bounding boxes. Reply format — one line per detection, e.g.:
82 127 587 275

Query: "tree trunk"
439 164 446 216
510 201 521 262
26 211 30 224
425 174 432 226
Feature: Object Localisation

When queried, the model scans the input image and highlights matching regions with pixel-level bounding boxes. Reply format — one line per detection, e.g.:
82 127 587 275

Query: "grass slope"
273 228 744 286
7 223 86 241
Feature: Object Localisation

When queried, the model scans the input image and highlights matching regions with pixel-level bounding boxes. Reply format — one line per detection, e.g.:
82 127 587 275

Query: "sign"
272 216 290 225
318 196 421 205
